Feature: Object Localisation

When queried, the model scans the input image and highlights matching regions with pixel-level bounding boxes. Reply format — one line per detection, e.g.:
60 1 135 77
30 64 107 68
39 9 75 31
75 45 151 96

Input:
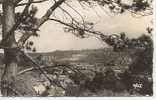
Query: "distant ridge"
0 48 141 65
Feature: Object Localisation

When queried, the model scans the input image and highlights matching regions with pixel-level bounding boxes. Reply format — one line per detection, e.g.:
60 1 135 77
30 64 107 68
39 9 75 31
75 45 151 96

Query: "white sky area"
0 0 152 52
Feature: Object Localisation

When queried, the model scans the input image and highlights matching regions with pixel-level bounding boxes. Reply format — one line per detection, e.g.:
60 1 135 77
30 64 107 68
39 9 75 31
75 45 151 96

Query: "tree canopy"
0 0 153 51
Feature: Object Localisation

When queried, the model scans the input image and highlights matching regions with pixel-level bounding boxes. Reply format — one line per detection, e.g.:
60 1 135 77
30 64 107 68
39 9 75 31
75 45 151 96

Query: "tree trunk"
1 0 18 96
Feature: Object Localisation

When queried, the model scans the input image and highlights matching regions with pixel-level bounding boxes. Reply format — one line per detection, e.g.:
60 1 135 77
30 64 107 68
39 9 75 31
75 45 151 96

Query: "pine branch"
1 0 33 47
18 0 66 47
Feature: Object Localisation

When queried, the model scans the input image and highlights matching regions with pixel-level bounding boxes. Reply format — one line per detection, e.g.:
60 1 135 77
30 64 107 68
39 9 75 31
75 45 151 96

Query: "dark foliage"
129 47 153 75
118 34 153 96
79 0 152 14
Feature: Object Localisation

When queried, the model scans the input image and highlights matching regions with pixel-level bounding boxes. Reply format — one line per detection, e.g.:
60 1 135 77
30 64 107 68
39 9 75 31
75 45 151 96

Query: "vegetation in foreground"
0 45 150 96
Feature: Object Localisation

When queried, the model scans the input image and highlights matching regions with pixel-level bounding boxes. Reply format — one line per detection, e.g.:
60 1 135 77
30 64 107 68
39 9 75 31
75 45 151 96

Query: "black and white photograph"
0 0 154 97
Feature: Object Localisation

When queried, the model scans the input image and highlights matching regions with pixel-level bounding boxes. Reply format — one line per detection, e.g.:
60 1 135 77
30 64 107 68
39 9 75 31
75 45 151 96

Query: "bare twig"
17 0 49 7
14 0 23 5
17 64 65 75
48 18 106 36
19 50 65 90
64 2 85 25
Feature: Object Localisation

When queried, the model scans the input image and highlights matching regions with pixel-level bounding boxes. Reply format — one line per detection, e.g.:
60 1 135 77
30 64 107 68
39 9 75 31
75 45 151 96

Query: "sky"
0 0 153 52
